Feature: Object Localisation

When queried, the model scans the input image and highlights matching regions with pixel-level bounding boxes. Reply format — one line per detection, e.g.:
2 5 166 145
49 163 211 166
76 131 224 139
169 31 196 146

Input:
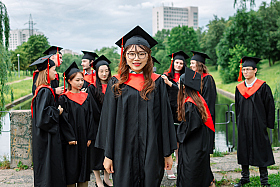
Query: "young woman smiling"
95 26 177 187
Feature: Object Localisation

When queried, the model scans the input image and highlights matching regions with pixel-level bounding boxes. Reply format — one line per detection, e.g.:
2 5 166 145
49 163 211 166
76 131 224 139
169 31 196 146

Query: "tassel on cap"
57 47 60 67
167 53 174 74
237 59 243 82
119 37 124 70
91 69 94 84
47 59 50 84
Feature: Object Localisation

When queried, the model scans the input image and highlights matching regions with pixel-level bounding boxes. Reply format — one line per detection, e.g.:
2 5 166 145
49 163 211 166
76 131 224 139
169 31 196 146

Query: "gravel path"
1 147 279 187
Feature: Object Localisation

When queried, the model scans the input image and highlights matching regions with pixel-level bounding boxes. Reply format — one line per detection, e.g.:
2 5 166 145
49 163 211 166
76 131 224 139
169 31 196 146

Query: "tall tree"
216 9 268 83
258 0 280 66
0 1 10 115
151 29 170 56
200 15 227 66
234 0 255 8
95 46 120 73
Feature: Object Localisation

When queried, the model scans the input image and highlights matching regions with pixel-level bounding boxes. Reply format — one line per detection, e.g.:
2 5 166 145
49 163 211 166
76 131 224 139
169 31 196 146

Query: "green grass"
267 165 280 170
4 79 32 104
212 149 228 157
208 60 280 95
216 172 280 187
0 155 10 169
7 70 32 83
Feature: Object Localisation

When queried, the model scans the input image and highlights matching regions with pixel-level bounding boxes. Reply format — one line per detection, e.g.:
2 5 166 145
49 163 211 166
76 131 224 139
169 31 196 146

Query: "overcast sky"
3 0 270 53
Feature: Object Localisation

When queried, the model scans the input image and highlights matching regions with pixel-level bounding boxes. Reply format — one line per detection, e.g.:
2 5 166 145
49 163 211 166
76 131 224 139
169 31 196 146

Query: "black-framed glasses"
126 52 147 59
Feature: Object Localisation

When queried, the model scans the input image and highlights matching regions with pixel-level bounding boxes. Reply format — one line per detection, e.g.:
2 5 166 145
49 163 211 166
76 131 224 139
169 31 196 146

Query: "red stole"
202 73 211 78
184 93 215 132
114 73 161 91
55 73 59 80
61 91 88 105
173 73 180 83
102 84 108 94
33 70 39 80
31 85 55 118
237 79 265 99
84 73 96 84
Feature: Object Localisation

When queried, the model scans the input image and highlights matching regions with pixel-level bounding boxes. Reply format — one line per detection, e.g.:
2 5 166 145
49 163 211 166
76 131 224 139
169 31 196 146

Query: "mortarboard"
152 56 160 65
44 46 63 67
63 62 81 92
167 51 189 74
190 51 210 64
82 51 99 61
92 55 111 70
237 56 261 82
29 55 55 84
181 67 201 92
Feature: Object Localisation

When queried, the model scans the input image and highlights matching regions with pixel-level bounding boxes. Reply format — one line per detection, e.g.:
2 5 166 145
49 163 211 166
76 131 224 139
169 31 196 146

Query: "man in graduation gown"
81 50 98 89
32 46 63 102
234 56 275 187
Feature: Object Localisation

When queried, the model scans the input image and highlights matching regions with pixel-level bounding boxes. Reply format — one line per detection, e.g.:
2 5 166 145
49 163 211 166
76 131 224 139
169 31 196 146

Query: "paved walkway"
0 148 279 186
6 77 32 85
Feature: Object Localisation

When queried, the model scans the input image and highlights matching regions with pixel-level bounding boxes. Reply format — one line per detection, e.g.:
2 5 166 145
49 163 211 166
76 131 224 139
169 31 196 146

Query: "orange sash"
237 79 265 99
61 91 88 105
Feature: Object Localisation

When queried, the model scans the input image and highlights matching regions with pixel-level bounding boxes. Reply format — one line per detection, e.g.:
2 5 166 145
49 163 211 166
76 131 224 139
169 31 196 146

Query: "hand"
161 75 172 87
87 140 91 147
81 88 87 92
69 141 77 145
55 86 64 95
103 157 114 174
164 155 173 170
58 105 63 115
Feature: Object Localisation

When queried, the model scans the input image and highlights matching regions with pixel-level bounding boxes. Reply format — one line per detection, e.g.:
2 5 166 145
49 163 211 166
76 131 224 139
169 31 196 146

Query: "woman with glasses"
161 51 189 179
95 26 177 187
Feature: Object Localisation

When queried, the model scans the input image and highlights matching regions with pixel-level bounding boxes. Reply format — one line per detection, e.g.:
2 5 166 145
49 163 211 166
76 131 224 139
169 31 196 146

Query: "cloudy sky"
3 0 269 53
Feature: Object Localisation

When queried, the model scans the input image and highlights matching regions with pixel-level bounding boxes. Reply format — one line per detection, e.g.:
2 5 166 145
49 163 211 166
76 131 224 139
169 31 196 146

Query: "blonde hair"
35 70 49 87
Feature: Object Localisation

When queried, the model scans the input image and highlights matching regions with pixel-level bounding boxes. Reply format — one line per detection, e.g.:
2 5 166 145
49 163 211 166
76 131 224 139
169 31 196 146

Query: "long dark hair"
113 44 155 100
177 81 207 122
95 64 112 104
166 59 186 80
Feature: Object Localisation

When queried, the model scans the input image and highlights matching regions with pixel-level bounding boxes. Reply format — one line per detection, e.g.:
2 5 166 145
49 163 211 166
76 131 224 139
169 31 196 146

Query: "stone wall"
10 110 32 168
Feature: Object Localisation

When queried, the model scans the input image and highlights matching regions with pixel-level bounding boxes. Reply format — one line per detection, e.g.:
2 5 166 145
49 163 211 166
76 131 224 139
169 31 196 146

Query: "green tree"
0 1 10 115
167 25 200 56
153 49 171 74
216 9 268 83
200 15 227 66
151 29 170 56
10 34 50 71
58 53 83 73
258 0 280 66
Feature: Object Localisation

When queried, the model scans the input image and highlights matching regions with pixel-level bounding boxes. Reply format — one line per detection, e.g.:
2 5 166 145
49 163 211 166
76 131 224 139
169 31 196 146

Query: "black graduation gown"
32 71 60 103
82 73 95 89
166 78 180 124
95 75 177 187
58 92 95 185
177 102 211 187
32 87 66 187
202 74 217 154
235 81 275 167
87 84 105 170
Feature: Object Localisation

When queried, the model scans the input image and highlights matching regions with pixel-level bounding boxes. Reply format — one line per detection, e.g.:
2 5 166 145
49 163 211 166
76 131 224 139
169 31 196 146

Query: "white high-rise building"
152 5 198 36
8 29 44 51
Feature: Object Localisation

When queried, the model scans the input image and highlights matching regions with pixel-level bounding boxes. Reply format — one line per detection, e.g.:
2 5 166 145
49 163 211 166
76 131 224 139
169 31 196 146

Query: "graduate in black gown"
190 51 217 186
30 55 66 187
95 26 177 187
177 67 215 187
161 51 189 179
58 62 94 187
234 57 275 187
32 46 64 103
87 55 113 187
81 51 99 89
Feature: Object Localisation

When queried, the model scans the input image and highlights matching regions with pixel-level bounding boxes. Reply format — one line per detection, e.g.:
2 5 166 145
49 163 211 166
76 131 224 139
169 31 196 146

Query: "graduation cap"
92 55 111 70
167 51 189 73
44 46 63 67
62 62 81 92
237 56 261 82
190 51 210 64
115 26 158 67
29 55 55 84
152 56 160 65
82 51 99 61
181 67 201 92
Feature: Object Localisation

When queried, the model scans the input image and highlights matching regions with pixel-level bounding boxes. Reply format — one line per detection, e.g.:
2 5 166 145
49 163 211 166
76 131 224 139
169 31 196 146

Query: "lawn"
4 79 32 104
208 60 280 95
7 70 32 83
